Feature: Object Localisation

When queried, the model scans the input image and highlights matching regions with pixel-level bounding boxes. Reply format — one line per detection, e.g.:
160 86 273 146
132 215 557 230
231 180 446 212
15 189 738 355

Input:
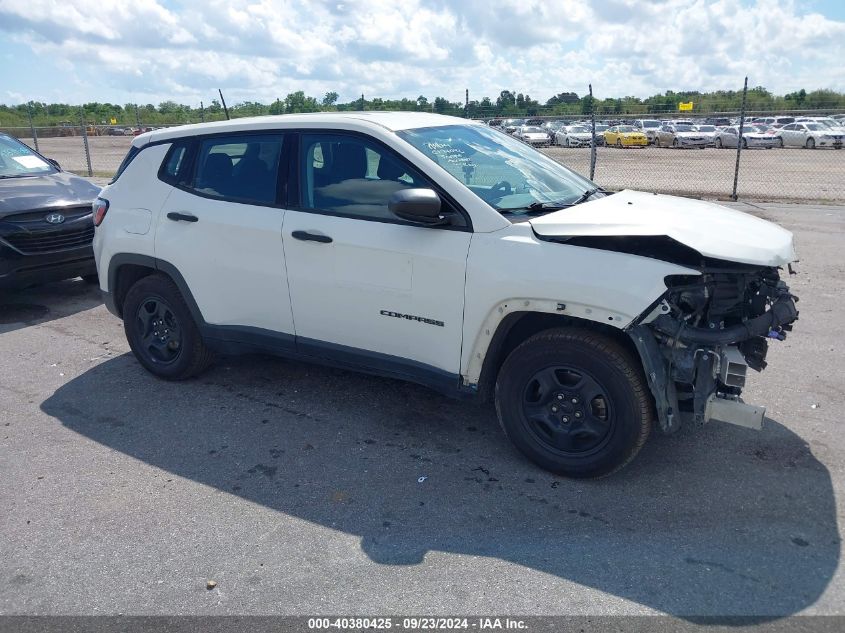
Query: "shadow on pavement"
0 278 102 334
42 352 840 619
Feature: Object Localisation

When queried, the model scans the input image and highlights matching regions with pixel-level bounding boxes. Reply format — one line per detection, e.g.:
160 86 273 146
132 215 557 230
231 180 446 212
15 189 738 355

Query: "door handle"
292 230 332 244
167 212 199 223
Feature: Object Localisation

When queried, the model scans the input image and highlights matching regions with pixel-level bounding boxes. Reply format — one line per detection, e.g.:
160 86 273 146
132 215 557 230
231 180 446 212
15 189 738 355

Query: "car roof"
134 112 479 146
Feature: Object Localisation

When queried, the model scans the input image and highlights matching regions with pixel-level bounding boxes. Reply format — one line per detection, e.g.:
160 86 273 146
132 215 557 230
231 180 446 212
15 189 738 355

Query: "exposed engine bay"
629 262 799 433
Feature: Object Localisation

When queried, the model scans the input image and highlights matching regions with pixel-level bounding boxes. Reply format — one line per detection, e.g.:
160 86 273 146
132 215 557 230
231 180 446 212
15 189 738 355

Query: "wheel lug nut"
551 405 559 413
571 397 578 404
561 416 569 424
556 394 564 401
574 411 582 418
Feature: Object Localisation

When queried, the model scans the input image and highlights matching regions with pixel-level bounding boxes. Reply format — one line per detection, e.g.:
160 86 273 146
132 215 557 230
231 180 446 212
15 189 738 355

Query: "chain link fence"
2 111 844 202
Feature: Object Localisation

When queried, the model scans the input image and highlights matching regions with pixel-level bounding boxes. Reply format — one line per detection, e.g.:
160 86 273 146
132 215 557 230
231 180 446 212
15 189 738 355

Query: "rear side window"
159 141 192 186
191 134 283 204
110 145 141 184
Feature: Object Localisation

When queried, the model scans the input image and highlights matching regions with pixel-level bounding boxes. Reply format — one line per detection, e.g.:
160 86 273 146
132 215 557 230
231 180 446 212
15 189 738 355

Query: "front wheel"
123 273 215 380
806 137 815 149
715 138 722 148
495 328 653 478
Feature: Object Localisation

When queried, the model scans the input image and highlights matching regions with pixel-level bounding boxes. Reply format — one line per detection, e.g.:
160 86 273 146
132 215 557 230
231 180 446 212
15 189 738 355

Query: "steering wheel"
490 180 513 199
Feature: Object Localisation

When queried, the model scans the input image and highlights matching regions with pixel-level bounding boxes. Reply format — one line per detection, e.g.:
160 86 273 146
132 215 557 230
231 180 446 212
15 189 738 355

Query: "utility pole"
27 101 39 152
589 84 597 181
200 101 205 123
361 93 365 111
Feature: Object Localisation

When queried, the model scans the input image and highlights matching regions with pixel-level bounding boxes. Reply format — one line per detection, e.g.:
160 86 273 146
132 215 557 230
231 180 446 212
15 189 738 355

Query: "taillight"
93 197 109 227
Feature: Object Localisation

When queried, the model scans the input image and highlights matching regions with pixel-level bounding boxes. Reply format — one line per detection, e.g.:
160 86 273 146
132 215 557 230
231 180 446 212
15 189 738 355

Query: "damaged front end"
628 263 799 433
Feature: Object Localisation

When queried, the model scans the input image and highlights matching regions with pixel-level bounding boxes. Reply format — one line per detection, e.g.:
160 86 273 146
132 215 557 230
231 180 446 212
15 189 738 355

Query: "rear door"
155 133 295 340
282 131 472 381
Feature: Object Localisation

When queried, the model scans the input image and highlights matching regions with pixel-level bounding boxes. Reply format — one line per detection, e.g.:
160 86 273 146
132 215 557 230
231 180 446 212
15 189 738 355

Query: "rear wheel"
122 274 215 380
495 328 653 478
672 138 679 148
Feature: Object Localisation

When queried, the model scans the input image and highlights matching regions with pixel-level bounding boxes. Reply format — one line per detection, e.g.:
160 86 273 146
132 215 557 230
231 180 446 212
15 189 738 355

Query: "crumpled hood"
529 190 796 267
0 172 101 217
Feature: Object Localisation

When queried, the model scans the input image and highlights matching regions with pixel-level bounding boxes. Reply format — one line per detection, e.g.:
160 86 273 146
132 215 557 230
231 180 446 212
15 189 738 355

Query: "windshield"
695 125 716 132
397 124 599 215
675 125 695 132
616 126 635 132
641 121 660 128
569 127 590 133
594 125 608 132
0 135 55 178
522 127 545 133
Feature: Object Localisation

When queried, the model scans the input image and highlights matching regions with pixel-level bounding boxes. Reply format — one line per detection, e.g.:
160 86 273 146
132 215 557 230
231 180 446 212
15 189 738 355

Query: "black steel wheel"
520 365 615 456
495 327 652 478
123 274 214 380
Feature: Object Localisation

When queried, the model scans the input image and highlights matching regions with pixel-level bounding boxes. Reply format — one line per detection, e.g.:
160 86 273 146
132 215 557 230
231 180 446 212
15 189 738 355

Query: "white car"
93 112 799 478
555 125 593 147
714 126 778 149
514 125 551 146
692 124 718 146
776 122 844 149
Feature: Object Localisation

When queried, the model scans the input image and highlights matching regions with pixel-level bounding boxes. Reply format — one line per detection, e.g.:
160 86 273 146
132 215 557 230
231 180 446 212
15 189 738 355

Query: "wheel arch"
474 310 641 403
107 253 205 326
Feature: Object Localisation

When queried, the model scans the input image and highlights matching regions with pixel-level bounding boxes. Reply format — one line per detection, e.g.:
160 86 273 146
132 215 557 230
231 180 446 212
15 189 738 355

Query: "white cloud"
0 0 843 105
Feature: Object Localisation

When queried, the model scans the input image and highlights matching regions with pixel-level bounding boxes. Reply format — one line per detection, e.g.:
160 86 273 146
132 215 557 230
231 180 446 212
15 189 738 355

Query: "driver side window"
300 134 433 222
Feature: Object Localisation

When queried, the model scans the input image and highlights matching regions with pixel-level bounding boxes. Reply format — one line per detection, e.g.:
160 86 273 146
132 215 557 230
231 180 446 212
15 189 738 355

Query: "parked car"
704 117 732 127
776 122 844 149
514 125 552 146
94 112 799 478
0 133 101 288
603 125 648 148
632 119 662 144
654 124 708 149
592 124 608 146
555 125 593 147
693 124 718 146
713 126 777 149
542 120 566 139
107 127 127 136
502 118 524 134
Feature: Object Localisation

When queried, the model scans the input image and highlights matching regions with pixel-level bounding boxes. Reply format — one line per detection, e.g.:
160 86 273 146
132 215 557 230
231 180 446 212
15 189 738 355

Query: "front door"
282 132 471 382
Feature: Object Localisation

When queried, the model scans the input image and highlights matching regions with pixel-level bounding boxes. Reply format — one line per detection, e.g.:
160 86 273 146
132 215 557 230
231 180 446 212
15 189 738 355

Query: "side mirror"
47 158 61 170
388 188 448 226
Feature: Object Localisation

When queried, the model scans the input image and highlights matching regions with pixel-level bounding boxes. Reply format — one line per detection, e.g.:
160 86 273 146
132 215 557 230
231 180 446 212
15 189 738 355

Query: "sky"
1 0 844 107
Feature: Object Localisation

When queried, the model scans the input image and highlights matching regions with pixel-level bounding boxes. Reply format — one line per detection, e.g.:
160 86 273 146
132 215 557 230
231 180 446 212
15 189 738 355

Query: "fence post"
589 84 597 181
200 101 205 123
79 110 93 177
27 102 40 153
135 104 141 129
731 76 748 201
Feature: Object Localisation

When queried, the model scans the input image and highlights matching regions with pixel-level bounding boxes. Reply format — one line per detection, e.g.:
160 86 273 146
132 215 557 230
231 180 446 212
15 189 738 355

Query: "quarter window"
192 134 283 204
299 134 428 221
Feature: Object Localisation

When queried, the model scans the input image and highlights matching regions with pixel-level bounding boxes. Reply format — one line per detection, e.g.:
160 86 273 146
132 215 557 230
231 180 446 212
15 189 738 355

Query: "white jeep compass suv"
93 112 799 478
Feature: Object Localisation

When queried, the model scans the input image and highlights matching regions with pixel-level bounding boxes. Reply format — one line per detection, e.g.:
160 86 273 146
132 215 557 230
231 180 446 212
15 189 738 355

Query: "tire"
672 138 679 148
777 137 783 148
654 136 660 147
806 137 815 149
81 273 99 284
715 138 722 148
742 138 748 149
122 273 215 380
494 327 653 478
565 138 570 147
616 139 622 148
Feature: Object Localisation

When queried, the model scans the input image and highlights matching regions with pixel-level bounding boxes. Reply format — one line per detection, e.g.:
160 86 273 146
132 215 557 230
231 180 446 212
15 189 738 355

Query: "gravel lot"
15 135 845 202
0 201 843 620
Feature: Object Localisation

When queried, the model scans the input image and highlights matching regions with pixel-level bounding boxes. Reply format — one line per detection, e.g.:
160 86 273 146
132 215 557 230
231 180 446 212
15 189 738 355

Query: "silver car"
776 122 844 149
555 125 593 147
654 124 709 148
714 126 777 149
633 119 662 144
514 125 552 147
